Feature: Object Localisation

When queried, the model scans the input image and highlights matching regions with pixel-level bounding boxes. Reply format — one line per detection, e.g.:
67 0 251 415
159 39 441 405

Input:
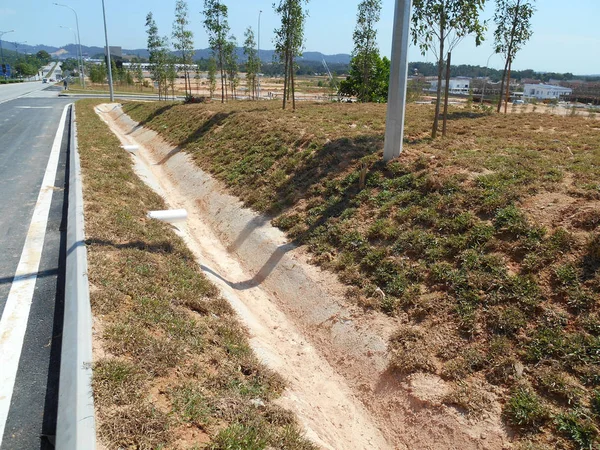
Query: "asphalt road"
0 83 72 449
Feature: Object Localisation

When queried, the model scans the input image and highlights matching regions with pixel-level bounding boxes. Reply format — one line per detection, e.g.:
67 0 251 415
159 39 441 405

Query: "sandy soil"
95 103 513 450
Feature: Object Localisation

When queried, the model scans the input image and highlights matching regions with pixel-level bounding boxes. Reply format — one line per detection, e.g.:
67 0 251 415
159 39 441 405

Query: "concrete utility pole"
101 0 114 102
383 0 413 162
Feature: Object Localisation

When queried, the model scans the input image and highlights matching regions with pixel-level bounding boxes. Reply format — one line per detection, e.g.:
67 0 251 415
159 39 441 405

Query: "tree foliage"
172 0 194 97
36 50 51 65
351 0 382 102
203 0 230 103
412 0 486 138
339 53 390 103
494 0 535 112
273 0 309 110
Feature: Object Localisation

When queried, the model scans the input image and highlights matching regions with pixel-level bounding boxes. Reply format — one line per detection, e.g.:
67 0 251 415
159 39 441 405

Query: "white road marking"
15 106 53 109
0 103 71 446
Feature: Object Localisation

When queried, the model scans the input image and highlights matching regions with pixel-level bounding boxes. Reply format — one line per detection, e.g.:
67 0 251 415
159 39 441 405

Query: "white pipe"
121 145 139 153
147 209 188 223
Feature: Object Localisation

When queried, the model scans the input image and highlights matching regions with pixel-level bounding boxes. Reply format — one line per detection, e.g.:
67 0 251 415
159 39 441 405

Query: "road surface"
0 81 72 449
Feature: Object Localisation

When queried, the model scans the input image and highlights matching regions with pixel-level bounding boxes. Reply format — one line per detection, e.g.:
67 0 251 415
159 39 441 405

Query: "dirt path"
95 104 511 450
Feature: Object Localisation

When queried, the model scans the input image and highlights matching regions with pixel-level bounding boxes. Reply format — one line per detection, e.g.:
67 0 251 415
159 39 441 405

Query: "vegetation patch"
122 99 600 448
77 99 314 449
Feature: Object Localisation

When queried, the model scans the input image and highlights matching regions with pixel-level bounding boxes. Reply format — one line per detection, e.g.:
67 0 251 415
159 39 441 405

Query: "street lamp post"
0 30 15 67
101 0 114 102
383 0 413 162
54 3 85 88
257 10 262 100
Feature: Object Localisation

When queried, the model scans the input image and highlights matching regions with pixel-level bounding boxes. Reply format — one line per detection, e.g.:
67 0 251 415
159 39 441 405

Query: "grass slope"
76 99 315 450
123 100 600 449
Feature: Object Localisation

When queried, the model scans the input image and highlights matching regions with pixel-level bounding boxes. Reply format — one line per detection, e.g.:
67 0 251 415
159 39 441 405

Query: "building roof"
524 83 572 91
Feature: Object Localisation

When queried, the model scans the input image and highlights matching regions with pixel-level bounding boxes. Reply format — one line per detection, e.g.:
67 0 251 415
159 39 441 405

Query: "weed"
170 383 213 428
504 386 549 430
488 306 527 336
555 412 598 450
208 423 269 450
389 326 437 375
93 358 146 407
494 205 530 237
443 347 487 380
534 367 583 405
443 381 490 416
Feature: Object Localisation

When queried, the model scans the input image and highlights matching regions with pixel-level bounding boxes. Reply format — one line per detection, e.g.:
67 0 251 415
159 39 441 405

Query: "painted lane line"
0 103 72 446
15 106 53 109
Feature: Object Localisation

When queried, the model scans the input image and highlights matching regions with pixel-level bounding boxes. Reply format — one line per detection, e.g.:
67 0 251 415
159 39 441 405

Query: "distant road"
0 82 58 105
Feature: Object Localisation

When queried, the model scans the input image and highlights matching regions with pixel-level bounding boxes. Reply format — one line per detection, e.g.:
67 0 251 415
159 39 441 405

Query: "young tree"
194 63 201 94
172 0 195 97
351 0 382 102
203 0 230 103
494 0 535 113
273 0 309 110
224 36 238 100
146 12 169 100
412 0 486 138
243 27 259 99
133 62 144 90
207 56 217 98
167 56 178 100
339 53 390 102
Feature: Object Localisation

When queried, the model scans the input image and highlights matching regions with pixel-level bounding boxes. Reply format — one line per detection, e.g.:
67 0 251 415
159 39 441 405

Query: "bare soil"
95 103 512 449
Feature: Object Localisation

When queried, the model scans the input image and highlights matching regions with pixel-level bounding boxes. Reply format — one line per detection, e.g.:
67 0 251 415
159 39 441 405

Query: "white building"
429 77 471 94
523 84 572 100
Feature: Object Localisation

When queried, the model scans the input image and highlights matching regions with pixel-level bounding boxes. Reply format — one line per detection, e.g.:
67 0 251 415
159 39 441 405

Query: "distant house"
523 83 572 100
429 77 471 94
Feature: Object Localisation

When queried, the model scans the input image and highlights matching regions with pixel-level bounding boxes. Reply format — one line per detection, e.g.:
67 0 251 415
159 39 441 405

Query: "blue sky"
1 0 599 74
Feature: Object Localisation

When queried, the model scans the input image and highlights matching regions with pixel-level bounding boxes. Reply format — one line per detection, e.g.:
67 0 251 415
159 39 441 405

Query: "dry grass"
76 99 315 449
122 99 600 449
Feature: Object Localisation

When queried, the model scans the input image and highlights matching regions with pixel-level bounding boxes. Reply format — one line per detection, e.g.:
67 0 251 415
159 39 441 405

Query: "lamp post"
0 30 15 67
53 3 85 88
14 41 26 55
383 0 413 162
257 10 262 100
101 0 114 102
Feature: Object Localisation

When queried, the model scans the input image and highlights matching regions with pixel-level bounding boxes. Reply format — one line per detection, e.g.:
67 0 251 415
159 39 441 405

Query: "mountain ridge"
4 41 351 64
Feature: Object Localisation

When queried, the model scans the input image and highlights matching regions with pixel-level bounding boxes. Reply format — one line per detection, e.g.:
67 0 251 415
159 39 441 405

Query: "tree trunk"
282 49 289 110
291 56 296 111
442 51 452 137
432 20 445 139
497 56 509 113
497 0 521 113
504 60 512 114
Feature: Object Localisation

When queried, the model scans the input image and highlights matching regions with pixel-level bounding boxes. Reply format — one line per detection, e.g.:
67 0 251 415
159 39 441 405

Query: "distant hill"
4 40 350 65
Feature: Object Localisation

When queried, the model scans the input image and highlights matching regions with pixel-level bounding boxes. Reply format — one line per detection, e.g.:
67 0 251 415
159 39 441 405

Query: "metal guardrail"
56 104 97 449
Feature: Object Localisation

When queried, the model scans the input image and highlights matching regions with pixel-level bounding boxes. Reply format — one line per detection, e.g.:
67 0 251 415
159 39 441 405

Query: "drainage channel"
95 104 392 450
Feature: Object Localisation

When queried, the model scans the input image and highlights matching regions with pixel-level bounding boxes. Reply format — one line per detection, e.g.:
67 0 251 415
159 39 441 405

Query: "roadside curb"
56 104 97 449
